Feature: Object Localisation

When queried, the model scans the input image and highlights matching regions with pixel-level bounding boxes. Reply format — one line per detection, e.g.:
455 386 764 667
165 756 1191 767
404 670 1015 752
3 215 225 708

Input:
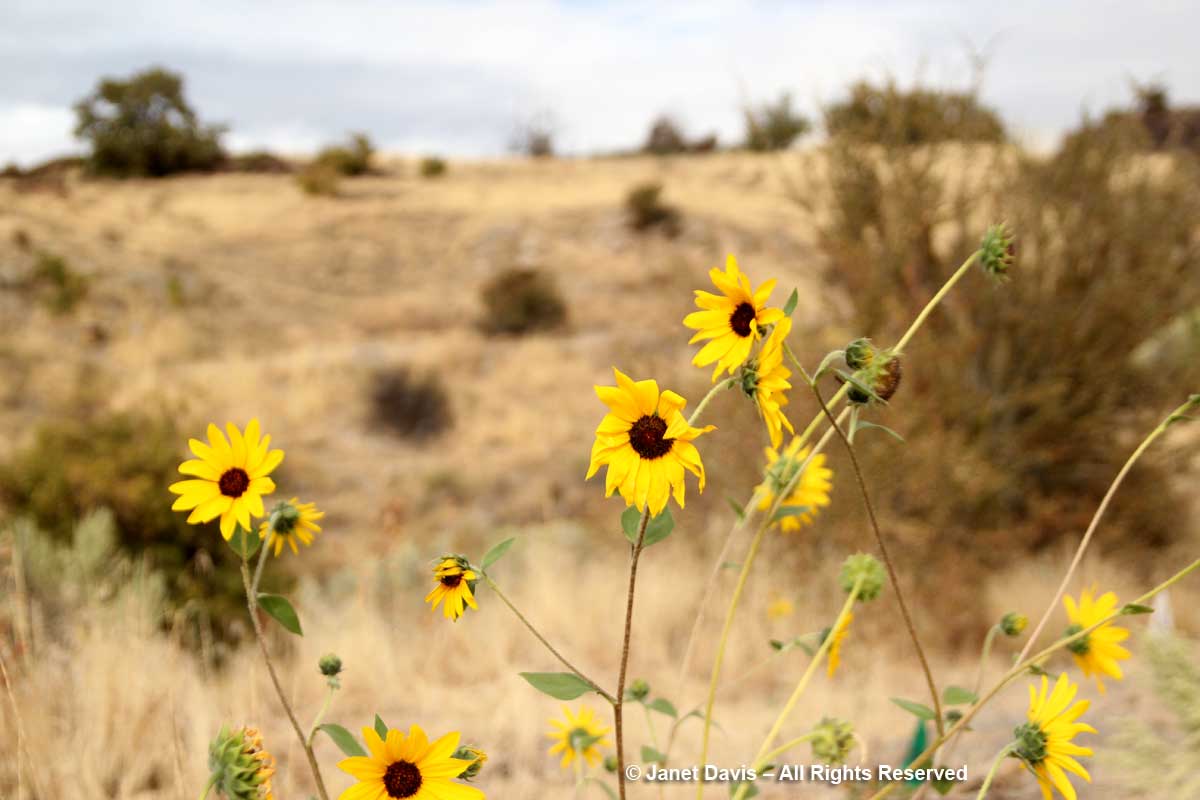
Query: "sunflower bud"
810 717 855 764
844 338 877 371
604 755 619 773
979 223 1015 280
318 653 343 688
208 725 276 800
1000 612 1028 637
1012 721 1048 765
844 349 901 406
452 745 487 781
627 678 651 702
839 553 886 602
1064 624 1091 655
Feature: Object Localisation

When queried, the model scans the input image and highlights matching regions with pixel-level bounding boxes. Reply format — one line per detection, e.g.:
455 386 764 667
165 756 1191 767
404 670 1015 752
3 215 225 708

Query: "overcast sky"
2 0 1198 165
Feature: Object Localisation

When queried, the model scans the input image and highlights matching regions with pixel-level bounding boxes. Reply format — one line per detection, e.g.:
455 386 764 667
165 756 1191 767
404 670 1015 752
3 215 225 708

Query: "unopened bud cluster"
811 717 856 764
839 553 886 602
842 338 902 406
980 223 1015 280
1000 612 1028 637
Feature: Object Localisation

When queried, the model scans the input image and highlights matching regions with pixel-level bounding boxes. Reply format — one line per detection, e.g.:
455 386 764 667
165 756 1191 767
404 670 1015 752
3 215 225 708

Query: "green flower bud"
1012 721 1048 765
1064 624 1091 655
452 745 487 781
604 755 619 773
319 653 343 677
627 678 651 702
980 223 1015 280
1000 612 1028 637
838 553 886 602
810 718 855 765
844 338 877 371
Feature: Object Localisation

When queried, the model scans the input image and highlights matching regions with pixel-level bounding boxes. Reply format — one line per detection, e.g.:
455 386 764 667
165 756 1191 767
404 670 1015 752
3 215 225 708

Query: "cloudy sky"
2 0 1197 165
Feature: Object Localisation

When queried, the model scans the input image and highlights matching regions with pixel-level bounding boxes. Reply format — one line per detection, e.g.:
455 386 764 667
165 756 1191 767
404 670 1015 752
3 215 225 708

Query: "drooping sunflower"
207 725 276 800
586 368 715 516
336 725 484 800
755 439 833 532
741 315 794 448
825 612 853 678
546 705 611 770
258 498 325 556
424 556 479 621
1014 673 1095 800
1063 588 1131 693
684 254 785 380
169 419 283 540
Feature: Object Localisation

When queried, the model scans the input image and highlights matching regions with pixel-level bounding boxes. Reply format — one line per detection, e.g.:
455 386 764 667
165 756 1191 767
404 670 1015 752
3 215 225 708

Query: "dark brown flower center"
218 468 251 498
383 760 422 798
628 415 673 460
729 302 757 337
440 572 464 588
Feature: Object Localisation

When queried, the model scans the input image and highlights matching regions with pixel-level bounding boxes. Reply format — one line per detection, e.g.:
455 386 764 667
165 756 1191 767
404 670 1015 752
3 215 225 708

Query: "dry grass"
0 152 1197 798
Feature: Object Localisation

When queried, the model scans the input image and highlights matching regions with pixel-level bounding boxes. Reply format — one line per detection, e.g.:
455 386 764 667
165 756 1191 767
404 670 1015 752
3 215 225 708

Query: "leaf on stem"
519 671 595 700
227 524 261 560
481 537 517 571
641 745 667 764
1120 603 1155 615
646 698 678 717
782 288 799 317
319 724 367 757
890 698 937 721
374 714 389 739
941 686 978 706
621 506 674 548
257 593 302 635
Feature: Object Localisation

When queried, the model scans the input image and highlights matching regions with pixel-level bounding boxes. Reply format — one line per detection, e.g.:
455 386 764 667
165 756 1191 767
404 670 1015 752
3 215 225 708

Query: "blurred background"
2 2 1200 798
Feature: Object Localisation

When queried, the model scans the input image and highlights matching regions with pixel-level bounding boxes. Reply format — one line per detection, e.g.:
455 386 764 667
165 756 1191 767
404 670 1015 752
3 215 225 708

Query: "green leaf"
853 420 906 443
782 288 799 317
641 745 666 764
942 686 978 706
373 714 388 739
721 561 740 571
584 777 618 800
257 593 302 636
836 368 884 403
481 537 516 571
519 672 595 700
771 504 811 523
890 698 936 721
226 524 261 560
813 349 843 381
769 638 785 651
1026 662 1049 677
1120 603 1155 615
726 497 745 521
622 506 674 548
319 724 367 757
931 777 958 795
647 698 677 718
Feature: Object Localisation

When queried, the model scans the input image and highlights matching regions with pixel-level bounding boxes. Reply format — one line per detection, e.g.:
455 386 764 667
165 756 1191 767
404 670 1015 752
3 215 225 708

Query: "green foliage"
296 163 341 196
641 115 717 155
369 366 454 440
30 251 88 313
320 724 367 757
479 267 568 334
480 537 516 571
744 92 811 151
625 182 681 236
519 671 595 700
316 132 374 176
419 156 447 178
257 593 302 635
824 80 1005 144
620 506 675 549
228 150 293 174
73 66 225 177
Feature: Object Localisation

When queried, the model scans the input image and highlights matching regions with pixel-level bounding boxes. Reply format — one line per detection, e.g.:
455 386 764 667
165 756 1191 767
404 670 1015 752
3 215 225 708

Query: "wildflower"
547 705 611 770
259 498 324 556
208 725 276 800
319 653 343 677
767 597 795 620
451 745 487 781
845 351 902 405
586 368 714 516
1002 612 1029 637
169 419 283 540
336 724 483 800
739 316 795 448
683 254 785 381
755 439 833 532
1012 674 1095 800
843 338 877 371
1063 589 1131 693
810 718 855 764
824 612 853 677
980 223 1015 280
424 556 479 621
838 554 886 601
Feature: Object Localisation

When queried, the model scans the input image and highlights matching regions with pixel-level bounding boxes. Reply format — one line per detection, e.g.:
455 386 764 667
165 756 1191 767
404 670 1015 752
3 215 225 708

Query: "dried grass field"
1 151 1198 799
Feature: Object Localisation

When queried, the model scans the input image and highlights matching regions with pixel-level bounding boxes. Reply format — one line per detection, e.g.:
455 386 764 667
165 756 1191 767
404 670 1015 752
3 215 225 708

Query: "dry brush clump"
368 366 455 440
478 267 568 334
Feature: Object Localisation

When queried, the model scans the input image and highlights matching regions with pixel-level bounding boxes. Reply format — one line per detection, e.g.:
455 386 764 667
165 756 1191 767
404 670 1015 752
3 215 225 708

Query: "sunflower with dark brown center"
586 368 715 516
683 254 785 381
424 556 479 621
337 724 483 800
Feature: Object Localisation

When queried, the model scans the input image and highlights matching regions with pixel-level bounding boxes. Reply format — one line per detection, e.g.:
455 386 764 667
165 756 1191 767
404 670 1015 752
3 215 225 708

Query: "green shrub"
625 182 681 236
73 66 226 177
369 367 454 440
315 132 374 176
824 79 1006 144
744 92 811 151
510 115 555 158
296 163 341 196
228 150 293 174
479 267 568 334
644 116 689 155
419 156 447 178
30 251 88 313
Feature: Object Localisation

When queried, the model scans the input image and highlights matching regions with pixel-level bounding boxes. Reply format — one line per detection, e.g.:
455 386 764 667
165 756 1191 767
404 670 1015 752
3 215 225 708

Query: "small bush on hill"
479 267 568 334
824 79 1006 144
369 367 454 440
625 182 681 236
419 156 447 178
316 132 374 176
744 92 811 151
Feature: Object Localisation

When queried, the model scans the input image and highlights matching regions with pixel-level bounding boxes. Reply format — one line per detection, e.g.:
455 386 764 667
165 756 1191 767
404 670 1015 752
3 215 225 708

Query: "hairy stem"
616 508 651 800
306 684 337 748
975 745 1014 800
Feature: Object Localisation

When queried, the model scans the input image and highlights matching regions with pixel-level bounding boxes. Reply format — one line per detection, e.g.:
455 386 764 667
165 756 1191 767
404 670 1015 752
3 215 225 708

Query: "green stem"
893 251 979 353
975 744 1015 800
1015 396 1199 665
973 626 1000 696
482 574 615 704
643 703 661 753
616 508 652 800
759 732 819 769
732 578 862 800
688 377 738 426
863 557 1200 800
251 529 273 597
306 684 337 748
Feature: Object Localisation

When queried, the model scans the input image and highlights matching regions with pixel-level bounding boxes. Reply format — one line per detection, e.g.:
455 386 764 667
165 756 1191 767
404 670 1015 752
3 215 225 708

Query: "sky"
2 0 1198 165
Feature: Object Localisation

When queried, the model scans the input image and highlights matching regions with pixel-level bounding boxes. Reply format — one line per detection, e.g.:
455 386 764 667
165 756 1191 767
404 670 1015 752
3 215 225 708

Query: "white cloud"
0 104 78 166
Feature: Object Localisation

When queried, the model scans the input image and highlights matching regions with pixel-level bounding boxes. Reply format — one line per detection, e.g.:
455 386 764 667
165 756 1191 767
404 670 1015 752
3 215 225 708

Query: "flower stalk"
615 507 651 800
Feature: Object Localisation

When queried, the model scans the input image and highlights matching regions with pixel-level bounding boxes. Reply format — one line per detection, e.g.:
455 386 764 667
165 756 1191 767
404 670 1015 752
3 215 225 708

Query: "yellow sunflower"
742 315 794 448
424 556 479 621
258 498 325 556
547 705 611 770
169 419 283 540
586 368 715 516
826 612 853 678
1014 673 1095 800
336 724 484 800
1063 588 1131 693
684 254 785 380
755 439 833 532
208 725 275 800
